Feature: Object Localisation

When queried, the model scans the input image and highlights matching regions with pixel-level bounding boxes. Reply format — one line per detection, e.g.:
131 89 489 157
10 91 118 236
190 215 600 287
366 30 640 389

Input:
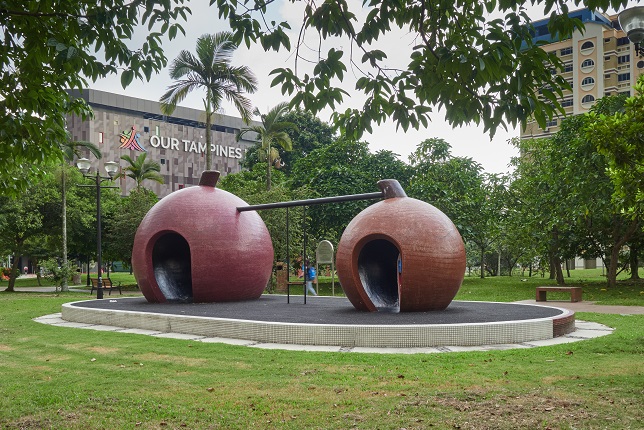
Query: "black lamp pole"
77 158 118 299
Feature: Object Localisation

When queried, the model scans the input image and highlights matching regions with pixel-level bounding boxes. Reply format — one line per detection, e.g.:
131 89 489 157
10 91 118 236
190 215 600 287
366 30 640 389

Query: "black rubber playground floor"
70 295 564 325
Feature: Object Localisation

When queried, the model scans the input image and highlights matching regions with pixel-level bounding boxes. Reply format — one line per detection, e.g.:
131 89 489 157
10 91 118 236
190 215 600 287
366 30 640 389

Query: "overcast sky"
90 0 636 175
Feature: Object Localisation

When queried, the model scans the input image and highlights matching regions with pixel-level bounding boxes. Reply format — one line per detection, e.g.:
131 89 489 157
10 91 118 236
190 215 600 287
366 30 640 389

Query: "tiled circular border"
57 300 581 349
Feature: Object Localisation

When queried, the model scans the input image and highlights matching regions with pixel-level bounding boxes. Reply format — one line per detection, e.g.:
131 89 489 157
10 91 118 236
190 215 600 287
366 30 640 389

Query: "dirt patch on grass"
135 352 208 367
87 346 120 354
2 416 53 429
0 344 14 351
398 391 609 429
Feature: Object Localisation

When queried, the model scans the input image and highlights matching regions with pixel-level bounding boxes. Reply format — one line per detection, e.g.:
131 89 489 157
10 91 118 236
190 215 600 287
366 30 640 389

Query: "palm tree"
238 102 297 191
60 137 102 291
118 153 164 190
159 32 257 171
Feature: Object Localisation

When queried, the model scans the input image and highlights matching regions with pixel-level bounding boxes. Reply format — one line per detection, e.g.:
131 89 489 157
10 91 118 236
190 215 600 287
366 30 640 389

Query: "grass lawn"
0 271 642 429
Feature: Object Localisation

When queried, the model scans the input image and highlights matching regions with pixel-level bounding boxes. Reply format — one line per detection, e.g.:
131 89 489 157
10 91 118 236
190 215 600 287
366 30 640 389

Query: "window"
618 54 630 64
604 38 611 43
581 59 595 68
98 132 103 144
160 159 166 165
604 56 610 61
582 95 595 104
144 126 149 133
155 125 160 135
580 41 594 51
617 37 630 46
546 119 558 127
605 74 611 79
560 47 573 56
561 99 574 107
618 72 631 82
564 63 573 72
582 77 595 86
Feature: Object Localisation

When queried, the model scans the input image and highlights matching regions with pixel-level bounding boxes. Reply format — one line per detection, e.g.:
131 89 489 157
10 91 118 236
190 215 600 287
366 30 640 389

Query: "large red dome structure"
336 181 466 312
131 171 274 303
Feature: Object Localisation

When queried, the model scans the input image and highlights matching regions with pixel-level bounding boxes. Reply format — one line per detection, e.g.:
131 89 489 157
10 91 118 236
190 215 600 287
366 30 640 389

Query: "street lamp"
77 157 119 299
618 6 644 57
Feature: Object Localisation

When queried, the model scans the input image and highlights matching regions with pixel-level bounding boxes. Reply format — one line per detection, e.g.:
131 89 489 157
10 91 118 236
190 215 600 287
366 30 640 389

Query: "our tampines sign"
150 135 244 159
118 126 244 159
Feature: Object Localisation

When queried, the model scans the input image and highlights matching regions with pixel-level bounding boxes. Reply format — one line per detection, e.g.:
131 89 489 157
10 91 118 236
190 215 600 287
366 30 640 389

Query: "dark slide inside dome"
153 233 193 302
357 239 400 311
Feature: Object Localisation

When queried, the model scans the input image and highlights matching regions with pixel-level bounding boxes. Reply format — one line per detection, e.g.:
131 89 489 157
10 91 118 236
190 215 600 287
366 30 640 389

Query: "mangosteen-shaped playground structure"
60 171 577 350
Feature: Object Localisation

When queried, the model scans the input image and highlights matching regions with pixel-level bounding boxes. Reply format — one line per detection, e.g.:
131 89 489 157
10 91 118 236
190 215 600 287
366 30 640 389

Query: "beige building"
66 89 259 197
522 8 644 139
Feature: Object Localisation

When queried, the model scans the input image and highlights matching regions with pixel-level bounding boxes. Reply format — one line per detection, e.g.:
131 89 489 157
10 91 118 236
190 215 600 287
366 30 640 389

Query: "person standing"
305 260 317 296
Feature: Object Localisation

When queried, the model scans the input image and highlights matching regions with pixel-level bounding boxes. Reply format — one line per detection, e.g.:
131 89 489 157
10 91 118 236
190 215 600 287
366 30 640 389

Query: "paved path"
515 299 644 315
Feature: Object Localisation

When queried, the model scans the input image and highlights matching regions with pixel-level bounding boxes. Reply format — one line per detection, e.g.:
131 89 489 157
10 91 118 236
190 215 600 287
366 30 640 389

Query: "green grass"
0 291 642 429
7 268 644 306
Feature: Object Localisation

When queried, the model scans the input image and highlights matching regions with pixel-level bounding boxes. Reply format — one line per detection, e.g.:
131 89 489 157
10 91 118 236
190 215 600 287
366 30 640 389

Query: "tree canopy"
216 0 628 139
0 0 190 194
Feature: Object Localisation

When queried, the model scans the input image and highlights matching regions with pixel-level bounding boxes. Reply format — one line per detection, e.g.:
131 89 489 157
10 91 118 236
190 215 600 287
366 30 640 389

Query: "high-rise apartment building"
521 8 644 139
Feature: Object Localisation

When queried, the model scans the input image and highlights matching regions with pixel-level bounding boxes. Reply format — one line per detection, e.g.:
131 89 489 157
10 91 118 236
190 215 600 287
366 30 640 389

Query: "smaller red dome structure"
336 180 466 312
132 171 274 303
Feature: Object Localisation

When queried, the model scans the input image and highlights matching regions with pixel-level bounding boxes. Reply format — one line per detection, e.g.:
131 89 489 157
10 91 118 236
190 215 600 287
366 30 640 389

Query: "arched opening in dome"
357 238 400 311
153 232 193 302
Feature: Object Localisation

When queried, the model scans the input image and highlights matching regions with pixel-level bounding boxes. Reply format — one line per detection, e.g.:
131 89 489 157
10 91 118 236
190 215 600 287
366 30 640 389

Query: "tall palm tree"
160 32 257 171
118 153 164 190
60 137 102 291
237 102 297 191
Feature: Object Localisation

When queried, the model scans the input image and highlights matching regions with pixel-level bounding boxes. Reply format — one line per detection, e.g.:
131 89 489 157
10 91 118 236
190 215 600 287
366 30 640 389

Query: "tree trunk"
266 143 272 191
480 247 485 279
630 244 640 280
61 164 69 292
205 93 213 171
607 219 640 287
554 255 565 285
33 257 41 286
548 255 556 280
6 253 19 292
607 245 620 288
565 259 570 278
86 256 91 287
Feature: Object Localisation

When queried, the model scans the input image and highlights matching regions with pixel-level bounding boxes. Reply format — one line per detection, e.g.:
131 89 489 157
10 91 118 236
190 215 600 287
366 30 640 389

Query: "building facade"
522 8 644 139
67 89 259 197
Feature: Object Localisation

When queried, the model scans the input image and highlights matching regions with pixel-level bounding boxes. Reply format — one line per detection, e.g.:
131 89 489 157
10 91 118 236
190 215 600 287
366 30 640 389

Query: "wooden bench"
536 286 582 302
90 278 122 296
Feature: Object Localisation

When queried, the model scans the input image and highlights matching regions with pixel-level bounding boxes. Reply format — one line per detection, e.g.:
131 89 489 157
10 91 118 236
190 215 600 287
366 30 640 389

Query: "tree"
587 76 644 217
237 102 297 191
290 138 410 243
104 188 158 271
407 138 500 278
160 32 257 171
0 0 190 195
0 181 48 291
59 138 101 291
511 94 639 288
242 109 335 175
118 153 164 190
216 0 625 139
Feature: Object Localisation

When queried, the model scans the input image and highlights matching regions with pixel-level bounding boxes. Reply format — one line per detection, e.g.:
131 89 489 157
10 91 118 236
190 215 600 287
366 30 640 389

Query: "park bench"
90 278 122 296
535 286 582 302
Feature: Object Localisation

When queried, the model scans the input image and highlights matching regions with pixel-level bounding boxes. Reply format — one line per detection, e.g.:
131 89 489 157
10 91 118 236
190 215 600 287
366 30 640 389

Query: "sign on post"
316 240 335 295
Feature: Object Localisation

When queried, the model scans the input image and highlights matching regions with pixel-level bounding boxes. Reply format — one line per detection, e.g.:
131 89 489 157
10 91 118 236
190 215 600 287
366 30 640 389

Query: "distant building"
66 89 259 197
522 8 644 139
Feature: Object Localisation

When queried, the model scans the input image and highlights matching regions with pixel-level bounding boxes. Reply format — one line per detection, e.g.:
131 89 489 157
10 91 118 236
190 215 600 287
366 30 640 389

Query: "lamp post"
77 158 119 299
619 6 644 57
